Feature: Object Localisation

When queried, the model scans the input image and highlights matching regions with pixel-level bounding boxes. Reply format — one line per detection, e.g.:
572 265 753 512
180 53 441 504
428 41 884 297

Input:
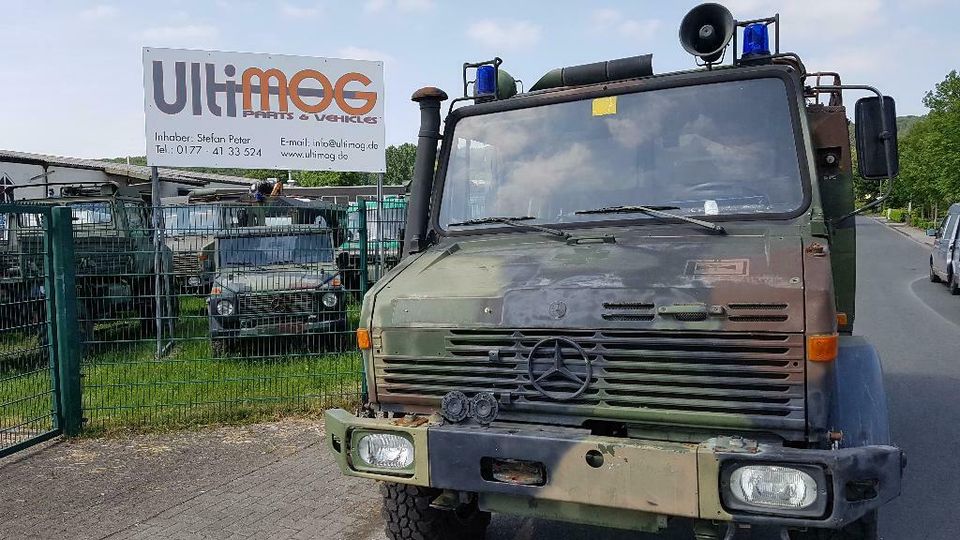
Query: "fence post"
358 198 369 298
50 206 82 436
357 198 369 402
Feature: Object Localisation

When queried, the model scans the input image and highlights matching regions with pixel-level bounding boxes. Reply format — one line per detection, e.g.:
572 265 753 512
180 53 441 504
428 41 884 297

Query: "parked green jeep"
163 188 347 296
207 225 346 356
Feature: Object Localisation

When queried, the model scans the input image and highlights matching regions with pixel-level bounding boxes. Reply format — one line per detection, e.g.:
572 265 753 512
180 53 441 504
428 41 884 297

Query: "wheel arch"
829 336 892 448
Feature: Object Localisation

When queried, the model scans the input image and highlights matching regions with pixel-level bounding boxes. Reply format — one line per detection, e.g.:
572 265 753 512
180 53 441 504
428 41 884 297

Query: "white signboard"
143 48 385 172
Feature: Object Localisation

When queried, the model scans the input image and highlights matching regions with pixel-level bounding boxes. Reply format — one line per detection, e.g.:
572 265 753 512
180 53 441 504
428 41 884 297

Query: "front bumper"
212 317 342 338
325 409 903 531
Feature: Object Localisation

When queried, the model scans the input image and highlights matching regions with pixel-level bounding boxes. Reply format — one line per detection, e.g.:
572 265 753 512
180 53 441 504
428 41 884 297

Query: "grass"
1 295 364 436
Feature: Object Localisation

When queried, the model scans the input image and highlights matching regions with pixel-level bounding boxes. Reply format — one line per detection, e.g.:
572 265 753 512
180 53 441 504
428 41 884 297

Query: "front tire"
930 261 941 282
380 483 490 540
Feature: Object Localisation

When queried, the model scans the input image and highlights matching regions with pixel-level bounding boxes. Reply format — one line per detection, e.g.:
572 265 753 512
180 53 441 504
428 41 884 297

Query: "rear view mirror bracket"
811 84 898 226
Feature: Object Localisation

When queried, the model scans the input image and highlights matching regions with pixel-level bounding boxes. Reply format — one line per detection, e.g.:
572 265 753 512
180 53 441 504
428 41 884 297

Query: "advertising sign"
143 48 385 172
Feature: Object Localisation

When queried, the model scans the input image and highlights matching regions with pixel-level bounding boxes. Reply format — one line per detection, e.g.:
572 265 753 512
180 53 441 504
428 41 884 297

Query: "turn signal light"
357 328 372 350
807 334 838 362
836 312 849 327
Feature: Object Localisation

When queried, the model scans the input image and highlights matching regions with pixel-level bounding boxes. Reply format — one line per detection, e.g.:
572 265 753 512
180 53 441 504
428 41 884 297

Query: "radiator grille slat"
376 329 807 437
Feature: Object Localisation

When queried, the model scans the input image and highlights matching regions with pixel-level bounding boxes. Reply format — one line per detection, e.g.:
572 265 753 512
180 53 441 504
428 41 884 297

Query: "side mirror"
927 229 939 237
855 96 899 180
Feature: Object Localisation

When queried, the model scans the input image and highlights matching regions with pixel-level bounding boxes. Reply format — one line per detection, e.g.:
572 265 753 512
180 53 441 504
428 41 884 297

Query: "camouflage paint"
325 56 899 532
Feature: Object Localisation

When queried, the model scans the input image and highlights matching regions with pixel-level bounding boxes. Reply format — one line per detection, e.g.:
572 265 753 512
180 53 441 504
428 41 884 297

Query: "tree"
384 143 416 186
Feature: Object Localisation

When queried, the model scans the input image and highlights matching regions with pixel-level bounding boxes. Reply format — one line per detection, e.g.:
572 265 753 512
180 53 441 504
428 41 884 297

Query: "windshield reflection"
218 233 334 268
439 78 805 229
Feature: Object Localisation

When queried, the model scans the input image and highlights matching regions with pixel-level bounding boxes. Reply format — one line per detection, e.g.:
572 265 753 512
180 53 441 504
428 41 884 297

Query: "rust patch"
805 242 829 257
391 415 429 428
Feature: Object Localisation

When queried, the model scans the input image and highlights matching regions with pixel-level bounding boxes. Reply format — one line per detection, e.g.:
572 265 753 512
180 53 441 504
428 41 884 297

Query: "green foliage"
887 208 907 222
105 143 417 188
886 70 960 220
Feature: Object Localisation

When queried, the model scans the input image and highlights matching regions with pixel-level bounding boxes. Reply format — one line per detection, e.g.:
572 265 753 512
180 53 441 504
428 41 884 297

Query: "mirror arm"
812 84 897 226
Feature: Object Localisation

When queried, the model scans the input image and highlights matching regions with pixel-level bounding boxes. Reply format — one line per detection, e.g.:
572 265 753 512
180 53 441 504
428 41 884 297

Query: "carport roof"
0 149 250 187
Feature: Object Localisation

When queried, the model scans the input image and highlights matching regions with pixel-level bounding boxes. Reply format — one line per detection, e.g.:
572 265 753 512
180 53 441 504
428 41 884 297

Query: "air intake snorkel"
403 87 448 257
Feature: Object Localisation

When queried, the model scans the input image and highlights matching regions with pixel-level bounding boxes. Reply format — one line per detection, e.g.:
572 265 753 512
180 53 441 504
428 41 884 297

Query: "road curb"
871 217 934 248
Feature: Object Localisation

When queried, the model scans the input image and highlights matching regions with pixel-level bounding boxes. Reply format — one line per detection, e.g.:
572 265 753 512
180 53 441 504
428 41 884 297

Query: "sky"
0 0 955 159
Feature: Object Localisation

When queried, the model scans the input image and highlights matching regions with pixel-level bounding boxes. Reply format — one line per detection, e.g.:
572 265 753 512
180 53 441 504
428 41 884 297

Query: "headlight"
187 276 201 287
216 299 235 316
728 465 819 510
321 292 338 308
356 432 414 470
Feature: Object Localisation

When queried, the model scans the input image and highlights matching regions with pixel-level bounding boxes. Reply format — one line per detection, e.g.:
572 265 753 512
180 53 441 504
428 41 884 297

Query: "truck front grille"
375 329 806 438
239 292 316 316
173 252 201 274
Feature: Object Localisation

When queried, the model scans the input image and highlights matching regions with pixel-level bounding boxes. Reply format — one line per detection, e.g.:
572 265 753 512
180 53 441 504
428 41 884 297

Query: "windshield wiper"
449 216 569 239
575 205 725 234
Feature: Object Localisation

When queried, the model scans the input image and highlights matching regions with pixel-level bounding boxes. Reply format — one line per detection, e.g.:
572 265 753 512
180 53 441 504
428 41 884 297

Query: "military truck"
207 225 346 356
2 183 176 343
337 196 407 293
326 4 905 539
162 186 347 295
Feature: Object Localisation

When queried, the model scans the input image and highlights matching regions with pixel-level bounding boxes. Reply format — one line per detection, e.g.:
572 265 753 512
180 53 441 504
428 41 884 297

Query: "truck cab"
2 182 175 342
326 5 904 539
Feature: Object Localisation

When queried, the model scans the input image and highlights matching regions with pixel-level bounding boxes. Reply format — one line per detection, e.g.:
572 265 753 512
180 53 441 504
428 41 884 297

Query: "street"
483 217 960 539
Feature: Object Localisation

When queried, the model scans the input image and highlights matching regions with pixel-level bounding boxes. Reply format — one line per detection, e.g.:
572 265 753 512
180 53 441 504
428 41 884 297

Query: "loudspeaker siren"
679 3 736 65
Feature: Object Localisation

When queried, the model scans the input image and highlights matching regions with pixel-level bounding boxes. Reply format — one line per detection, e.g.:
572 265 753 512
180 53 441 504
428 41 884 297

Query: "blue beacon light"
475 65 497 98
742 23 770 57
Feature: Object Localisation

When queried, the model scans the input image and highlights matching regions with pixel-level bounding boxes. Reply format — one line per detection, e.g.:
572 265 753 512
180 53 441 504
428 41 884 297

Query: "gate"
0 205 80 457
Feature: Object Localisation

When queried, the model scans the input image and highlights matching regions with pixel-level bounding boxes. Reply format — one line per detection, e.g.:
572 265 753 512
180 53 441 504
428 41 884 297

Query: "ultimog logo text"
151 61 380 124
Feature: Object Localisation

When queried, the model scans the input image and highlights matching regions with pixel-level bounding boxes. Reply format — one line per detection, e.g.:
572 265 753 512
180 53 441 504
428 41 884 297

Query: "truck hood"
372 232 806 332
217 266 339 293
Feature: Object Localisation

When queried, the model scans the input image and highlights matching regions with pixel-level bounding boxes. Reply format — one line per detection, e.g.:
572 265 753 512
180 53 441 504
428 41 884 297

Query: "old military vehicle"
207 225 346 356
338 196 408 292
3 182 176 343
163 185 347 295
326 4 904 539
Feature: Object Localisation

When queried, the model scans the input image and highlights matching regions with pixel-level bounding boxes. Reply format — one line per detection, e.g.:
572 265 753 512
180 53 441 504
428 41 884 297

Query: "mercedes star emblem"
526 337 592 401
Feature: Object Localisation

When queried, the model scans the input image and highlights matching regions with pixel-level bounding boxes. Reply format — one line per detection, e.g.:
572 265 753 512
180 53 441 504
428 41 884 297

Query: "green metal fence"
74 201 371 432
0 204 80 457
0 194 413 451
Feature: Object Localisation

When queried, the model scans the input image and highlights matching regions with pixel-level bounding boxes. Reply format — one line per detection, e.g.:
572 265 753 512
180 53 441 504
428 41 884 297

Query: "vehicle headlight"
728 465 819 510
216 299 235 316
187 276 201 287
356 432 414 470
321 292 338 308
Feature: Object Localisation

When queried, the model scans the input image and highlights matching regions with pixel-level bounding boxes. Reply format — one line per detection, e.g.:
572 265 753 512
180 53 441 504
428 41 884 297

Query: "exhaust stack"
403 86 448 257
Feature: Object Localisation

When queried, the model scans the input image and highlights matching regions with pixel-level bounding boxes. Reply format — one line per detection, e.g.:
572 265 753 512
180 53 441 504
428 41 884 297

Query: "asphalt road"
485 217 960 540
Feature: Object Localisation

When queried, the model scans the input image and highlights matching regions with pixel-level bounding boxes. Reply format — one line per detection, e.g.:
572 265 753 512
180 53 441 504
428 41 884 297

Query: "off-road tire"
380 483 490 540
791 511 878 540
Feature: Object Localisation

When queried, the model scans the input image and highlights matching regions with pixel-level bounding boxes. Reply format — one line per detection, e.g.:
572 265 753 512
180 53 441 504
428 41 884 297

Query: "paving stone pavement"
0 419 385 540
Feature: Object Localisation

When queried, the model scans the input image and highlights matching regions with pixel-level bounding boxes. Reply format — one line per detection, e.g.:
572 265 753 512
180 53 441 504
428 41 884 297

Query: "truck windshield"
219 233 334 268
439 78 805 229
19 201 113 228
163 206 245 236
